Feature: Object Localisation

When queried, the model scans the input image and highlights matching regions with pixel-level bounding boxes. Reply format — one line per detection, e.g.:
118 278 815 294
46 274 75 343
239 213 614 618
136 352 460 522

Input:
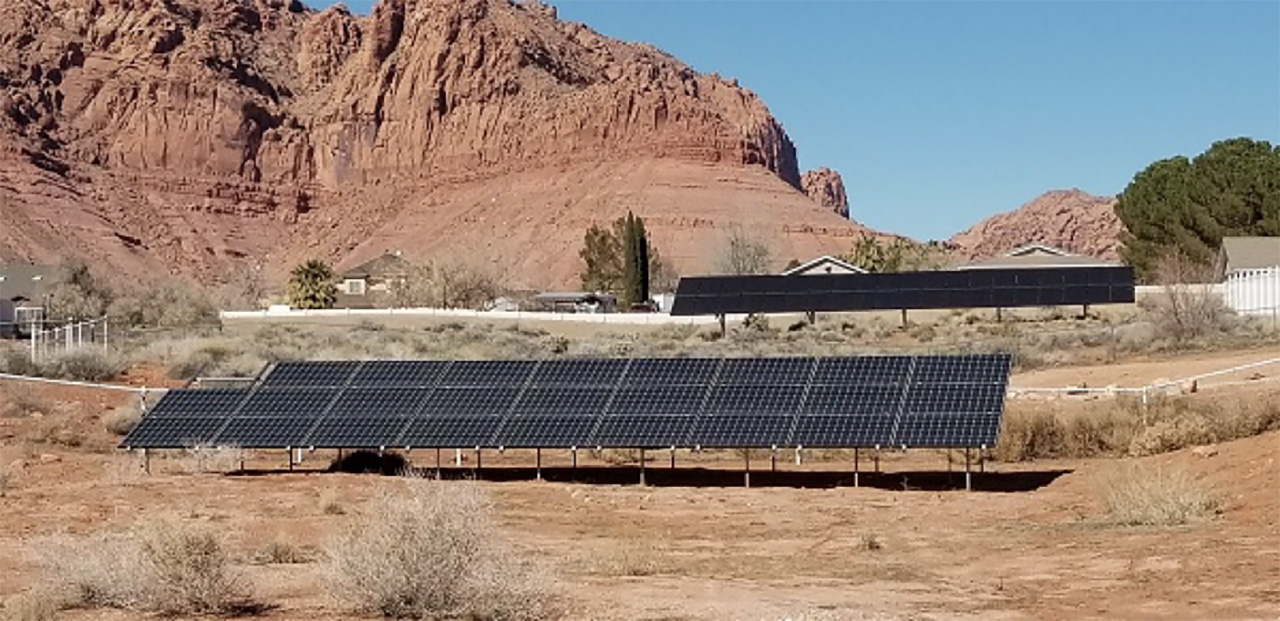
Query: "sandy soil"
1 356 1278 621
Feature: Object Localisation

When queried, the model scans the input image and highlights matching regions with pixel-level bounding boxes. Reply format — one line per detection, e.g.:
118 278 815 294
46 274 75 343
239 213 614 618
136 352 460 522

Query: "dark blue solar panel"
608 386 709 417
306 417 411 448
123 416 227 448
327 388 430 418
142 389 248 418
622 358 721 385
717 358 814 385
800 385 902 416
530 359 630 386
687 415 795 448
419 387 520 417
703 385 805 416
348 361 451 387
401 416 501 448
261 361 360 387
792 415 895 448
438 361 535 387
494 416 598 448
811 357 912 385
594 415 693 448
237 388 339 418
214 417 317 448
509 388 611 417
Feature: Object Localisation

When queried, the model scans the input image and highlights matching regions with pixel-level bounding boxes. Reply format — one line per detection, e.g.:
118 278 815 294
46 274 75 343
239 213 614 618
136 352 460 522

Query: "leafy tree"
843 233 945 273
715 225 772 275
287 259 336 309
46 259 113 321
1115 137 1280 282
578 213 669 299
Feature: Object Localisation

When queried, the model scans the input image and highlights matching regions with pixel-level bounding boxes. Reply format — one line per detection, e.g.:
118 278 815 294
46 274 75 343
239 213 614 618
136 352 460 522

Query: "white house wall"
1226 267 1280 317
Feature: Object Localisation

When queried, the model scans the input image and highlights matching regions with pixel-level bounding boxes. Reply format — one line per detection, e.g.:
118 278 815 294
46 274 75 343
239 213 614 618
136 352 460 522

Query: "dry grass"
179 445 249 474
860 533 883 552
0 592 59 621
0 385 51 419
1097 463 1221 526
103 400 141 436
254 535 315 565
36 519 250 614
0 461 10 498
326 476 559 619
318 488 346 515
25 422 85 448
589 541 664 577
995 395 1280 461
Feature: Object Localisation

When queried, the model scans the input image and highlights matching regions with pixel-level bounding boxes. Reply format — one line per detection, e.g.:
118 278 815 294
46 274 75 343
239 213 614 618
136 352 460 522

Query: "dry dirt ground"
1 356 1278 620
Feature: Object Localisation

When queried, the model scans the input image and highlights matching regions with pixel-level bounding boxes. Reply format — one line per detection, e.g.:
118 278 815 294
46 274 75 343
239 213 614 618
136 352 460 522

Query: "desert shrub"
0 385 51 418
109 283 218 329
1064 410 1135 457
859 533 883 551
0 344 37 376
1128 413 1216 457
104 400 141 436
994 410 1067 461
137 520 248 613
329 450 408 475
179 445 248 474
0 591 59 621
0 462 10 498
591 542 662 577
1097 463 1220 526
27 422 85 448
37 532 146 608
33 350 123 382
327 478 558 619
254 535 314 565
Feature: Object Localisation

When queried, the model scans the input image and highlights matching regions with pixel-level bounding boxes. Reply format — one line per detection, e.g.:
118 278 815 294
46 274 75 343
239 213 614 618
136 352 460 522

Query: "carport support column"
965 447 972 491
639 448 646 486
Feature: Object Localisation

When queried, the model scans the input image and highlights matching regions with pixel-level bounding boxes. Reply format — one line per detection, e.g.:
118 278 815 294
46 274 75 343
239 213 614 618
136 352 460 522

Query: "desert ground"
1 338 1278 621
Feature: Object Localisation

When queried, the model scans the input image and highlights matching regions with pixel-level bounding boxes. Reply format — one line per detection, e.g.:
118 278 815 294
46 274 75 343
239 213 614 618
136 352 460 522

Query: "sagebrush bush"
104 401 141 436
0 385 51 418
1097 463 1220 526
38 520 248 614
0 461 11 498
254 535 313 565
0 591 59 621
327 477 558 620
36 350 124 382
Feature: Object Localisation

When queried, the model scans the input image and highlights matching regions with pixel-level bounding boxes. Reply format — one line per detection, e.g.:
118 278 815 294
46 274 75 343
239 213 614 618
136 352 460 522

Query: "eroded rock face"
0 0 860 286
801 167 848 217
947 189 1125 260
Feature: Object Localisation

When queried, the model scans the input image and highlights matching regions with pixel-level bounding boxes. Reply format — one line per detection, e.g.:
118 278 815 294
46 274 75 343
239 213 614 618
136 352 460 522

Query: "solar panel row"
669 266 1136 316
121 355 1011 450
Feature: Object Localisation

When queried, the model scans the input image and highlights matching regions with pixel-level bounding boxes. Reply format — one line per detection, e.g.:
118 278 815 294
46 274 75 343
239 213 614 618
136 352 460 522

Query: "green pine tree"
288 259 337 309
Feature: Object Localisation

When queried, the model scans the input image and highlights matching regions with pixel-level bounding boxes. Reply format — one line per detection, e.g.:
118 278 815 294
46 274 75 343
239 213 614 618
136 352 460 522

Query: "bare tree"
714 225 773 275
1149 249 1230 344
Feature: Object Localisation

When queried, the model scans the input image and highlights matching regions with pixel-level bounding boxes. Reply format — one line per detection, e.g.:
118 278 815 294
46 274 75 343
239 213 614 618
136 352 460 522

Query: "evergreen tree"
288 259 337 309
579 212 664 303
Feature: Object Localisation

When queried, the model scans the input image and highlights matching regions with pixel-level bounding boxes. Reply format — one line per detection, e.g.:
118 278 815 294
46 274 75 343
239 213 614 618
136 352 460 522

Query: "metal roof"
1219 237 1280 273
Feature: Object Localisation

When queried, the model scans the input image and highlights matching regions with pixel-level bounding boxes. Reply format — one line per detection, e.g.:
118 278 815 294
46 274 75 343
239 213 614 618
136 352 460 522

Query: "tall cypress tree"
635 215 650 307
621 212 640 308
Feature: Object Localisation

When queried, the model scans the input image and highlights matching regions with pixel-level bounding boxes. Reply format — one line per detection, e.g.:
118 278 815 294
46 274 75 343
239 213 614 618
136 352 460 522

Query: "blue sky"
313 1 1280 240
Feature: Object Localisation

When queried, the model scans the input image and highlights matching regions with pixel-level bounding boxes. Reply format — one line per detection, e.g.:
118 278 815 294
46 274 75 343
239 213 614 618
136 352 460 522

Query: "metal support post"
670 446 676 469
996 307 1002 322
337 448 343 462
795 446 803 466
474 447 481 478
456 448 463 467
806 310 816 325
639 448 647 486
142 448 150 475
854 448 859 487
980 446 986 473
718 314 726 338
901 309 908 328
535 448 542 481
744 450 751 488
965 447 972 491
436 448 442 479
874 446 880 473
770 446 777 473
947 448 952 473
287 447 293 471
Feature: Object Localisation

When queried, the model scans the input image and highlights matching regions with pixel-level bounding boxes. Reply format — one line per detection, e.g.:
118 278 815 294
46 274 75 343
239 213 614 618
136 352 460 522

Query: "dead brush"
103 399 141 436
590 541 663 577
0 385 51 418
36 519 251 614
326 476 559 620
253 535 315 565
1096 463 1220 526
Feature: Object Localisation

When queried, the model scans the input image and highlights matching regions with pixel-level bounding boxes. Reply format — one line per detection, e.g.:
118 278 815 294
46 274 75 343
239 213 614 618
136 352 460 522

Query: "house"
954 244 1120 270
335 252 414 309
783 255 868 276
0 263 55 337
1215 237 1280 280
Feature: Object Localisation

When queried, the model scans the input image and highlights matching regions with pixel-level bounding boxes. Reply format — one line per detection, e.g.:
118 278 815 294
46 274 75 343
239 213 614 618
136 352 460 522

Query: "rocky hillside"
947 189 1125 260
0 0 865 289
801 168 848 217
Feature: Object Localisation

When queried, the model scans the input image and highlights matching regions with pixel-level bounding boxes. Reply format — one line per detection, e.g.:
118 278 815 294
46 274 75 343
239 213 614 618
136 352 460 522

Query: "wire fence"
20 316 111 363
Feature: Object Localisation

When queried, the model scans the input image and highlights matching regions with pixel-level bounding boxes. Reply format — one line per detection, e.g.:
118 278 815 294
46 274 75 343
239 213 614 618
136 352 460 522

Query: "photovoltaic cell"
495 416 598 448
687 415 795 448
124 416 227 448
237 388 340 418
348 361 451 387
439 361 535 387
261 361 360 387
305 417 411 448
703 385 805 416
510 388 612 417
142 389 248 418
622 358 721 385
530 359 630 387
419 387 520 417
326 388 430 418
792 415 895 448
717 358 813 385
400 416 501 448
214 417 317 448
594 415 693 448
608 386 709 417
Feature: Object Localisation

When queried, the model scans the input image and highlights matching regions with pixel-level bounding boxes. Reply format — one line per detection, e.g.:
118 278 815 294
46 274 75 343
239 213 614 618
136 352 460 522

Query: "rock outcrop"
0 0 867 287
801 168 848 217
947 189 1125 260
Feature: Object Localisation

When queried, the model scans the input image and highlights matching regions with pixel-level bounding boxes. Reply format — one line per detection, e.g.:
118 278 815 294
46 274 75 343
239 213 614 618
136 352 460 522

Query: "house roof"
1219 237 1280 272
954 246 1119 270
782 255 867 276
341 252 413 279
0 263 57 303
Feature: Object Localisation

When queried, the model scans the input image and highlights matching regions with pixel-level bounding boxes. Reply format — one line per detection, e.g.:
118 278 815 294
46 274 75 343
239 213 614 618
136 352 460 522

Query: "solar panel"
261 361 360 387
400 416 501 448
123 416 227 448
530 359 630 387
594 415 692 448
120 354 1012 452
214 417 317 448
237 388 340 418
670 267 1135 316
439 360 535 387
326 388 430 418
687 415 795 448
140 389 248 418
306 417 412 448
348 361 451 387
495 416 598 448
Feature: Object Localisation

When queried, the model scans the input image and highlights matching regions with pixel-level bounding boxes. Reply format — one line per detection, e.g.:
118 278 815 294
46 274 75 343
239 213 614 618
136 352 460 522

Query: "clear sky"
313 0 1280 241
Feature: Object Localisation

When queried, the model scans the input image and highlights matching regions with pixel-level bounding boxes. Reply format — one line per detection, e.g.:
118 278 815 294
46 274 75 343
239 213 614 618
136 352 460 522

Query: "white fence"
221 307 738 325
1225 267 1280 317
28 316 110 363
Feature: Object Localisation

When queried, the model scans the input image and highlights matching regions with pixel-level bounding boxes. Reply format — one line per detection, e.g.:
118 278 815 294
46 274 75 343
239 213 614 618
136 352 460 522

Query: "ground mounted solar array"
121 355 1011 451
670 266 1136 316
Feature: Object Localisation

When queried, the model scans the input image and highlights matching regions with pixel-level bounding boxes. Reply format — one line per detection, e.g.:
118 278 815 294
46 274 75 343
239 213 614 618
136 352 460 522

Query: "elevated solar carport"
121 354 1013 490
670 266 1136 333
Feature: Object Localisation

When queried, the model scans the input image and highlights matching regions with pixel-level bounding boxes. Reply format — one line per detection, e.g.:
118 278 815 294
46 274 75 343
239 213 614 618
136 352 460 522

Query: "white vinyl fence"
1225 267 1280 317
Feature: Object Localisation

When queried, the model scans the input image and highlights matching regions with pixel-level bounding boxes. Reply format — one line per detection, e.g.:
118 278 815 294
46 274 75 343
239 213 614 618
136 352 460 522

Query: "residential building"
954 244 1120 270
334 252 414 309
783 255 868 276
0 263 55 337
